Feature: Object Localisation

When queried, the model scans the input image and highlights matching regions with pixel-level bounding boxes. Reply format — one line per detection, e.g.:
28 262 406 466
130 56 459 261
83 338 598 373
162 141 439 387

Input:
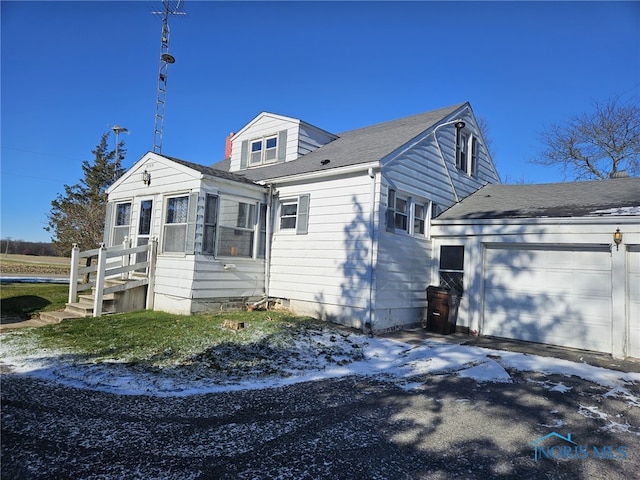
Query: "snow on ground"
1 329 639 404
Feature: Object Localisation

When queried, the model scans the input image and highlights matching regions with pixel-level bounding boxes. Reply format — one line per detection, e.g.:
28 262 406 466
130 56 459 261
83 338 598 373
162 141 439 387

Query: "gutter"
255 161 380 185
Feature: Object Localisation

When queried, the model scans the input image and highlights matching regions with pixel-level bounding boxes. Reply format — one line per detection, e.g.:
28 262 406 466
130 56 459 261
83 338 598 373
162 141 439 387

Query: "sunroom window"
112 202 131 246
163 195 189 253
202 194 218 255
218 199 256 257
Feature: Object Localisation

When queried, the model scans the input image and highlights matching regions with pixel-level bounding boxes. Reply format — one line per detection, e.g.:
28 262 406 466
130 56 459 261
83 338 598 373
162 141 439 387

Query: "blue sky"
2 1 639 243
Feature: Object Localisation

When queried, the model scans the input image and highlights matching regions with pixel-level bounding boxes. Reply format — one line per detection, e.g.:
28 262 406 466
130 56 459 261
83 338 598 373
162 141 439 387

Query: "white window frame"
249 135 278 166
279 199 299 231
278 195 310 235
217 198 257 258
387 188 431 238
112 201 132 246
202 194 218 256
162 194 190 253
456 129 478 177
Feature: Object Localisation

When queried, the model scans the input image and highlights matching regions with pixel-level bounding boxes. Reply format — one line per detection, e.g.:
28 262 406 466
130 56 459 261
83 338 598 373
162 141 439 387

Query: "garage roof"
437 177 640 220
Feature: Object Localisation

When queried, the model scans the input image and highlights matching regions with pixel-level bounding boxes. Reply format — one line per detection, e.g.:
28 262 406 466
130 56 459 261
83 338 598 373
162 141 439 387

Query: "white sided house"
99 101 640 359
103 102 499 330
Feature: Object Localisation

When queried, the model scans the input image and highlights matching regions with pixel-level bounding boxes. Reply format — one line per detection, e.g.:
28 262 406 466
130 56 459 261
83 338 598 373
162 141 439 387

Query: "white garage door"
628 248 640 359
482 245 612 353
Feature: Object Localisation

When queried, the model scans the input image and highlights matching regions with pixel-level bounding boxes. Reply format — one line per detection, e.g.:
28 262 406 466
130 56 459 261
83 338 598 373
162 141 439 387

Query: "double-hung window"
163 195 189 253
387 188 431 237
387 190 408 233
279 194 310 235
250 135 278 165
112 202 131 246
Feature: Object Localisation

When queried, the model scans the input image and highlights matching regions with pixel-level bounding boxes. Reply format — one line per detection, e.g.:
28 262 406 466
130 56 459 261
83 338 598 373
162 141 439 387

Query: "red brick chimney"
225 132 234 159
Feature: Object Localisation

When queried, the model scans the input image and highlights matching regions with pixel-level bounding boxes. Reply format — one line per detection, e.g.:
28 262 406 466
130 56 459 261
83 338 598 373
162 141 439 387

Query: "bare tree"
535 95 640 180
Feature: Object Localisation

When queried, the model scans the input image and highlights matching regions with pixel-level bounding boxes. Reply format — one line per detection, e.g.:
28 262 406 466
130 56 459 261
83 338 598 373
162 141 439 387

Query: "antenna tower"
152 0 185 153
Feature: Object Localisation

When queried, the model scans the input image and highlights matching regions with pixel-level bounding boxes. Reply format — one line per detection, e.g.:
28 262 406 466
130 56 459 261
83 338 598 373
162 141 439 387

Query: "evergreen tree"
45 133 126 255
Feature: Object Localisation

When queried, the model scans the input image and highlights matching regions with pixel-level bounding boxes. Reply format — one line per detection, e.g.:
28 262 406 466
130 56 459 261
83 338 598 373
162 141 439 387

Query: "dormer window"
239 130 288 169
250 135 278 165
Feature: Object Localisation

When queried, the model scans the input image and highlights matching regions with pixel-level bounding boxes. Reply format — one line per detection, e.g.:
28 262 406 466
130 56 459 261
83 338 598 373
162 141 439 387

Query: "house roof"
164 155 261 187
436 177 640 220
222 103 466 182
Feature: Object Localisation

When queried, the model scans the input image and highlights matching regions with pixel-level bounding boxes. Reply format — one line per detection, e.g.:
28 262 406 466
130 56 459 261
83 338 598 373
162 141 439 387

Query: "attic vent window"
250 135 278 165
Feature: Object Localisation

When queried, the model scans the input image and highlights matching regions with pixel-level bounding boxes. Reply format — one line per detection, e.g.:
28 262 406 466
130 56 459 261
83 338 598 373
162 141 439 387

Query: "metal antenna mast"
152 0 185 153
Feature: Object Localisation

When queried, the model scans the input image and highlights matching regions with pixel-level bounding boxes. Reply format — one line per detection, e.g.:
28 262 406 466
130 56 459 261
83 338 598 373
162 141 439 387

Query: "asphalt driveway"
2 362 639 479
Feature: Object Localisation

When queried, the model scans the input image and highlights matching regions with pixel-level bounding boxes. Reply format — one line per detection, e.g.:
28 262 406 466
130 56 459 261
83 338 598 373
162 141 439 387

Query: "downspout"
432 119 464 203
366 167 377 335
252 184 275 309
264 184 274 298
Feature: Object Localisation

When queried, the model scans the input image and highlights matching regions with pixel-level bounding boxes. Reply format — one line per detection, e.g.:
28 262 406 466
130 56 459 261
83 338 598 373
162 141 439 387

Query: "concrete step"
65 302 116 317
78 293 116 306
37 310 85 325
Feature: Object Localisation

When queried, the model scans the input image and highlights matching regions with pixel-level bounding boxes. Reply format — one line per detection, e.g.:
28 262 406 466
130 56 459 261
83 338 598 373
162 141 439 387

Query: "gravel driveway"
2 366 639 479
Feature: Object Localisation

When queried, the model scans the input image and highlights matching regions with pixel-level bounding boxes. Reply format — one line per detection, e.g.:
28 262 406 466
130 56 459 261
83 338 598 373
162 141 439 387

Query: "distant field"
0 254 71 276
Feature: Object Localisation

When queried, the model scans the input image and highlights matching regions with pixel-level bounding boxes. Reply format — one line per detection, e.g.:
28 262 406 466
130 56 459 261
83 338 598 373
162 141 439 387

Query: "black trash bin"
424 286 460 334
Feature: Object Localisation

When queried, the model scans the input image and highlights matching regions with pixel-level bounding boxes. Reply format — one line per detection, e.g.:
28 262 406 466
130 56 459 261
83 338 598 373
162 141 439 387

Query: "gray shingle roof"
223 103 466 182
437 177 640 220
163 155 262 187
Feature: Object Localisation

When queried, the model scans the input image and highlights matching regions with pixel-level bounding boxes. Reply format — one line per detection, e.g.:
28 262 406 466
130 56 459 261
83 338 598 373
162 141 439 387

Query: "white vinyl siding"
269 175 374 328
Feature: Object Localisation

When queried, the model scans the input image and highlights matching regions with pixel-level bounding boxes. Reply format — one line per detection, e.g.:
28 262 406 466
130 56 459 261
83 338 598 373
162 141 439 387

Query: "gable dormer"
228 112 337 173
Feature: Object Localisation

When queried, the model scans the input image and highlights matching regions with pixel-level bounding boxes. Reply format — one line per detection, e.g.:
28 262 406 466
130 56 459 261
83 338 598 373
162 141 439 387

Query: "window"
258 204 267 257
163 195 189 253
138 200 152 235
470 137 478 176
240 130 287 169
203 194 218 255
218 199 256 257
440 245 464 294
112 202 131 246
414 204 426 235
456 129 478 176
265 136 277 162
456 129 469 172
280 201 298 230
250 140 262 164
249 135 278 165
388 189 430 236
279 195 310 234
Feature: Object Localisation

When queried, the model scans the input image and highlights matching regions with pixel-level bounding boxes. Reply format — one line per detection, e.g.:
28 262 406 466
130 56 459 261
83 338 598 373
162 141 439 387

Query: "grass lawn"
1 283 366 380
0 282 69 318
1 308 364 379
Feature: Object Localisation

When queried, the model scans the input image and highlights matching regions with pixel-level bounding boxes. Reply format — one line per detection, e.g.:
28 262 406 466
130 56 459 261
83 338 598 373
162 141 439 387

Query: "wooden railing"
68 238 158 317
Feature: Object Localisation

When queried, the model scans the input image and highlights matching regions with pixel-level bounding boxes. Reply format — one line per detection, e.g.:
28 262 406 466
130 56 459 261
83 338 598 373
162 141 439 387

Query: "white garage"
482 245 612 353
431 178 640 359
